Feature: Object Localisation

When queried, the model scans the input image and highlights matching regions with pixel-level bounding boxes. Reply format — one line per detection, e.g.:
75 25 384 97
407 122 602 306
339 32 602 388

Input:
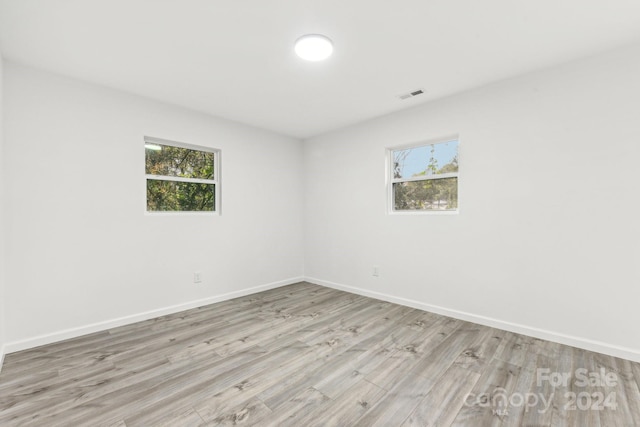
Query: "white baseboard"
4 276 304 354
0 344 5 373
6 276 639 364
305 276 640 364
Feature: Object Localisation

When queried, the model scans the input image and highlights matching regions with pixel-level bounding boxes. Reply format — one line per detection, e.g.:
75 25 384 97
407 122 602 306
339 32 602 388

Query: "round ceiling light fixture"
294 34 333 61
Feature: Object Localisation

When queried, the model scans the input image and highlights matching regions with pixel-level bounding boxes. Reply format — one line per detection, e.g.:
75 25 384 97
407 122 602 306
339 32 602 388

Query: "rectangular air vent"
398 88 425 100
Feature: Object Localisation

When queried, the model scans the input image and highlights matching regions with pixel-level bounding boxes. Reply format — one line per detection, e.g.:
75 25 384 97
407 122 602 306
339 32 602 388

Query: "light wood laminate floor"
1 282 639 426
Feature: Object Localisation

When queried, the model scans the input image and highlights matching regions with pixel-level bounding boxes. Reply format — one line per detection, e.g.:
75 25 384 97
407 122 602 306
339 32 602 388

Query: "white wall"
4 44 640 362
304 43 640 360
3 62 304 348
0 56 6 366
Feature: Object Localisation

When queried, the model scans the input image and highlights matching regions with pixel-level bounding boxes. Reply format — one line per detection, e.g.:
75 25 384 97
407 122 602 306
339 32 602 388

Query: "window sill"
145 211 220 216
388 210 459 216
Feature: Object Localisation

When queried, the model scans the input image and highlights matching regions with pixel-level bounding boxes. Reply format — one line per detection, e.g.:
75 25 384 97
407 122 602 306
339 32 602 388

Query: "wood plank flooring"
1 282 639 426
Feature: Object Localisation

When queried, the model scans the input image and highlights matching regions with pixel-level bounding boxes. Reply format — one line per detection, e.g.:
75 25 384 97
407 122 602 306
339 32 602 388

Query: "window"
388 137 459 213
144 137 220 213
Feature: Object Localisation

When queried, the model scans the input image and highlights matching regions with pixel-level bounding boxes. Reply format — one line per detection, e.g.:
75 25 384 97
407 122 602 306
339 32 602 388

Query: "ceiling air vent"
398 89 424 100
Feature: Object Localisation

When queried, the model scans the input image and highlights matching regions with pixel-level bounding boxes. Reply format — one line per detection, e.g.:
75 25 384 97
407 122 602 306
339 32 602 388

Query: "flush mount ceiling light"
295 34 333 61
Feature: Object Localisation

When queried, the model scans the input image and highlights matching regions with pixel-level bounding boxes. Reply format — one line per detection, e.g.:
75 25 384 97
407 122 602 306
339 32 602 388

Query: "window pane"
145 143 215 179
393 140 458 179
147 180 215 212
393 178 458 211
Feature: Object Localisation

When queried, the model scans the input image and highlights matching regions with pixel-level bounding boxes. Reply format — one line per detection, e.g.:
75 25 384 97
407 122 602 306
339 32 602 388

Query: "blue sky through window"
394 140 458 179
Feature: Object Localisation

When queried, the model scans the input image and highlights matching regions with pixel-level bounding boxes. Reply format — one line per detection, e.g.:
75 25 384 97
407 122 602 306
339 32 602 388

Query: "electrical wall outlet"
372 266 380 277
194 271 202 283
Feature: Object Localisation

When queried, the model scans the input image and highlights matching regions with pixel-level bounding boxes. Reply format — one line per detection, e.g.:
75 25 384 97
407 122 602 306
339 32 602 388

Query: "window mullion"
146 175 216 185
392 172 458 184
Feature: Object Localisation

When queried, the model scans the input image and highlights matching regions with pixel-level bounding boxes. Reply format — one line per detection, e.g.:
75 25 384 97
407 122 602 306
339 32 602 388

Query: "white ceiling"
1 1 640 139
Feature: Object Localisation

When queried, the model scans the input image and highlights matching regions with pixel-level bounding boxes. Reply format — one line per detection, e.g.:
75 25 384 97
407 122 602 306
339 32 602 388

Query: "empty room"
1 1 639 426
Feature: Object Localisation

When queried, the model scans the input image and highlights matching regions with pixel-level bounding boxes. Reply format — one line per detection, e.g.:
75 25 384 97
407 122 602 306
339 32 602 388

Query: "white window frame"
144 136 221 215
386 135 459 215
